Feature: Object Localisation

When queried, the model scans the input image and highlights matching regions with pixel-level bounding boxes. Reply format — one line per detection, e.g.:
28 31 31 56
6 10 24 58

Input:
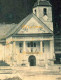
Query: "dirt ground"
0 66 61 80
0 73 61 80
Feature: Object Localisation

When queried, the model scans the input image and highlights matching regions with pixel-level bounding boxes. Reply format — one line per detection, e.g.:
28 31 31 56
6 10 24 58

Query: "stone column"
50 40 54 58
3 44 5 62
50 40 55 65
13 41 16 55
23 41 26 54
12 41 16 66
40 41 43 54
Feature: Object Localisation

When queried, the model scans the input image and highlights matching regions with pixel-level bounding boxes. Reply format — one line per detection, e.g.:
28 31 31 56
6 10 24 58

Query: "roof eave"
33 5 52 8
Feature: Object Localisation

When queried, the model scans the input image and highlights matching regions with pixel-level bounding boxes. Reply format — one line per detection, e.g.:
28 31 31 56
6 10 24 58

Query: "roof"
0 13 53 42
6 13 53 38
34 0 52 7
0 23 17 39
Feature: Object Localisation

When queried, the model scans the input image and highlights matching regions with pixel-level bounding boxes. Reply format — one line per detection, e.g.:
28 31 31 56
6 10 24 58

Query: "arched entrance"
28 55 36 66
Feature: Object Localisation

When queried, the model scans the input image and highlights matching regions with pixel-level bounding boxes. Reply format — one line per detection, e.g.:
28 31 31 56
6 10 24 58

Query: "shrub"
0 60 10 66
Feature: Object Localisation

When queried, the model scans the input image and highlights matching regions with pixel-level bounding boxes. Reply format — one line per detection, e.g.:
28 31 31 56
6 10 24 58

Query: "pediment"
7 13 53 38
17 17 51 34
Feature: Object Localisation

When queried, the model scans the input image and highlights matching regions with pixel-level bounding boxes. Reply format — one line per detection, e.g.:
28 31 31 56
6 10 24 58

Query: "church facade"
0 0 55 67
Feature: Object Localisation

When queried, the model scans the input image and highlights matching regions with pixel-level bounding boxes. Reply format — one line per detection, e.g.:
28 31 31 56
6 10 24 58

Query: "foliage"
0 60 10 66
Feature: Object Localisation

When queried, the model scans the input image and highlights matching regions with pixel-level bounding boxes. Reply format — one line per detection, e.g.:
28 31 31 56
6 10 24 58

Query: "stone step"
0 70 12 74
24 70 61 76
0 66 60 75
0 67 13 74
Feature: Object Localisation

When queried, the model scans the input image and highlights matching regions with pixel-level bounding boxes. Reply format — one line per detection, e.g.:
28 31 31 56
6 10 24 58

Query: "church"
0 0 55 67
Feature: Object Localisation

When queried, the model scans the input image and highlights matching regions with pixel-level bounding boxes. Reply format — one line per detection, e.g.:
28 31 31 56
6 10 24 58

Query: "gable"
6 13 53 38
17 17 52 34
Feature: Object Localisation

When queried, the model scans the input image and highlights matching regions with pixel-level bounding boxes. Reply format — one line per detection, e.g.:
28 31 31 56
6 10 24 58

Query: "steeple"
33 0 53 31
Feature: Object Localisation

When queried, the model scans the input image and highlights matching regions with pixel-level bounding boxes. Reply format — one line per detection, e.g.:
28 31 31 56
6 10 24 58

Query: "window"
35 9 36 15
27 42 36 47
43 8 47 15
19 43 23 47
31 42 33 47
43 42 44 52
28 43 30 47
34 43 36 47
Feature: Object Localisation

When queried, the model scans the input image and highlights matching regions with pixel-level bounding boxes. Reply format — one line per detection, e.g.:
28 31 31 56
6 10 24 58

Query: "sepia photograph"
0 0 61 80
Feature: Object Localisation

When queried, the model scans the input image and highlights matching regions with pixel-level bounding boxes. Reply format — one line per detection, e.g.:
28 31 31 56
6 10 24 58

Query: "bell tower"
33 0 53 31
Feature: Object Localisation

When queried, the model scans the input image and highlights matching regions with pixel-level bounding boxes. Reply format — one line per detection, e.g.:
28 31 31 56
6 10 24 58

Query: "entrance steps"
0 66 12 74
0 66 60 75
22 67 60 76
12 66 61 75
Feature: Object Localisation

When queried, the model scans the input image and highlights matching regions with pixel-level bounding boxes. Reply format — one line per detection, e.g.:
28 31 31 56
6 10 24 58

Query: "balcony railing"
26 52 39 54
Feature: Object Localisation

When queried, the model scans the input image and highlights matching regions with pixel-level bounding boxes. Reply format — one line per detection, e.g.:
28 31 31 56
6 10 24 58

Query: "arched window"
35 9 36 15
43 8 47 15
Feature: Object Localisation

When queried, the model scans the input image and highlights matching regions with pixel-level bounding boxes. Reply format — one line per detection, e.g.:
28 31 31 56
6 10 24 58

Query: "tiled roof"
0 23 17 39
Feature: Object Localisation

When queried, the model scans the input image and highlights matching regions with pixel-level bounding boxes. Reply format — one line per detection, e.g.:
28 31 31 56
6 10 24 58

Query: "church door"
28 55 36 66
